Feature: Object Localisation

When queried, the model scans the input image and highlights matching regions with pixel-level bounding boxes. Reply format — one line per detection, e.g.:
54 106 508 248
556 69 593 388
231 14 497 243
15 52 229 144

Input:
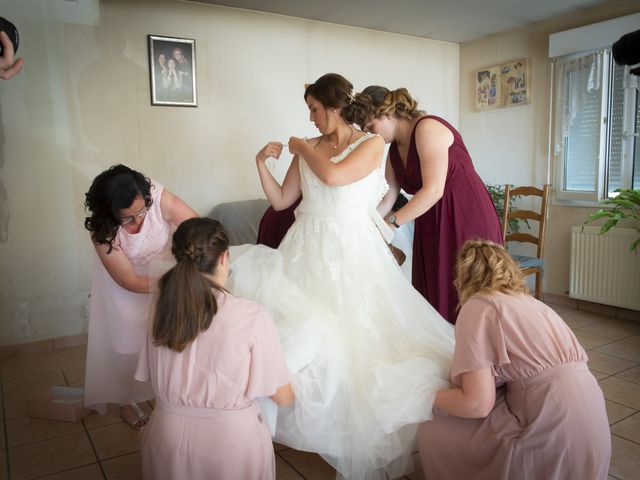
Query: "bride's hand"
288 136 308 156
256 142 284 164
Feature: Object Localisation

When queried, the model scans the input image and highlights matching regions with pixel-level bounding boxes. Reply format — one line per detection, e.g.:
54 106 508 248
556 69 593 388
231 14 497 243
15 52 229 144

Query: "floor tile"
590 369 610 381
0 422 4 450
274 442 289 453
1 351 60 372
62 364 85 385
0 450 7 480
579 319 640 340
37 463 105 479
616 365 640 385
609 434 640 480
587 351 638 376
53 334 88 350
88 423 141 460
279 449 336 480
2 366 66 396
610 412 640 444
545 302 576 314
596 338 640 363
605 400 637 426
3 389 48 420
82 405 123 431
54 346 87 369
573 330 614 350
6 416 84 448
600 377 640 410
9 432 96 480
561 310 610 329
276 455 305 480
101 452 142 480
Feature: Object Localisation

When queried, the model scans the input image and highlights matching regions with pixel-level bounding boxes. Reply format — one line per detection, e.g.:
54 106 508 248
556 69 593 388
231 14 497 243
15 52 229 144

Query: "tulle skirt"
229 211 454 480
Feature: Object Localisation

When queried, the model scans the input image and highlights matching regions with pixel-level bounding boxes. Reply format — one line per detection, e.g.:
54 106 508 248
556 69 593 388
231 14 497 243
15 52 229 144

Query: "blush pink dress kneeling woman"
418 240 611 480
135 218 292 480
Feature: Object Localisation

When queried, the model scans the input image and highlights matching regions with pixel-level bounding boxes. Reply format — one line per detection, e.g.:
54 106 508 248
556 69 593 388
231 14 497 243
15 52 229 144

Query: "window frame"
552 47 638 207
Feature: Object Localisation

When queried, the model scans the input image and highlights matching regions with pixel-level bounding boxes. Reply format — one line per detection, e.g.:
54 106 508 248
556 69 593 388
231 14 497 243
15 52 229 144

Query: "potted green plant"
584 189 640 252
485 183 527 234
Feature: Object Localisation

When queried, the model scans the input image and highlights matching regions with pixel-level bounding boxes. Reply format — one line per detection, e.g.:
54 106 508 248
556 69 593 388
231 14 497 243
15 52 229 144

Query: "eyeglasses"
119 205 148 225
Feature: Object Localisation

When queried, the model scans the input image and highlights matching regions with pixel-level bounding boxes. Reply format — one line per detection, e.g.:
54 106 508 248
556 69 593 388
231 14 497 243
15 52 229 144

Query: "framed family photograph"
148 35 197 107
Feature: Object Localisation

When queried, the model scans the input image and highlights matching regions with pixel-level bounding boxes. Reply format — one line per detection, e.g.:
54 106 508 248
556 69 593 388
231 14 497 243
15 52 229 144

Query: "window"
553 48 639 204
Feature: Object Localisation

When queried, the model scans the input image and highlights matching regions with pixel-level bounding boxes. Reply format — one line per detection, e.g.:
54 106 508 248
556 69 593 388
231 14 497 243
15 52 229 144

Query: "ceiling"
190 0 617 43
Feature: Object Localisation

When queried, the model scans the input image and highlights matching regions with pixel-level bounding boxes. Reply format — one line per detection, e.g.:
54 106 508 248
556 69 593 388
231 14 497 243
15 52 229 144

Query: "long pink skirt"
141 400 276 480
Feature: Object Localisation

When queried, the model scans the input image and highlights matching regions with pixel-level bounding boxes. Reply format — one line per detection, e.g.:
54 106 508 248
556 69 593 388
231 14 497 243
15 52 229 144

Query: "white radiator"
570 226 640 310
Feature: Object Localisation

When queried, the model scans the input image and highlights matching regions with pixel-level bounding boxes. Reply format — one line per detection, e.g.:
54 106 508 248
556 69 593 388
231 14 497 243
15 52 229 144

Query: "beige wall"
458 0 640 298
0 0 459 344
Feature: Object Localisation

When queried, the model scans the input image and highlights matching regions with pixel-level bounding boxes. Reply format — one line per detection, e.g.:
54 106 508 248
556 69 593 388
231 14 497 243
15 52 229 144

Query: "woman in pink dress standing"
83 164 197 428
135 218 294 480
352 86 503 323
419 240 610 479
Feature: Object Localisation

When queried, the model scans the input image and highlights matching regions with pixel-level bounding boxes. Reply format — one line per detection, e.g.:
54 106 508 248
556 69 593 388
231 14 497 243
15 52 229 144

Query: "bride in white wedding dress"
228 74 454 480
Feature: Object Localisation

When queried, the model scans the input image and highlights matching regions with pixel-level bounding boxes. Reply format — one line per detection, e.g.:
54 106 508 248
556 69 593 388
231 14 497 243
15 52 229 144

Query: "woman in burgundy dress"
256 197 301 248
352 86 502 323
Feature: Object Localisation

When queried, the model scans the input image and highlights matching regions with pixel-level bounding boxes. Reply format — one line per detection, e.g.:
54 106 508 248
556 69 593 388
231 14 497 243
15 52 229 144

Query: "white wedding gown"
228 133 455 480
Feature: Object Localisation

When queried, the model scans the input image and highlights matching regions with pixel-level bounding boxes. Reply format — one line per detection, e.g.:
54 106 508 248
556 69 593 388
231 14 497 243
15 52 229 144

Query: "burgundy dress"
390 116 502 323
256 197 301 249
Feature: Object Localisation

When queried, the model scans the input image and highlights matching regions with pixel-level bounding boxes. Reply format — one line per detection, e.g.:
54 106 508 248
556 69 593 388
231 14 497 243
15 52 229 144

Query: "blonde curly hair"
454 239 529 307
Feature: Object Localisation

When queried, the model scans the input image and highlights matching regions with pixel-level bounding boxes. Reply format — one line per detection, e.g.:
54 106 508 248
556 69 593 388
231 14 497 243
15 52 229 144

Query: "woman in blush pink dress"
83 164 197 428
418 240 611 480
352 87 503 323
135 218 294 480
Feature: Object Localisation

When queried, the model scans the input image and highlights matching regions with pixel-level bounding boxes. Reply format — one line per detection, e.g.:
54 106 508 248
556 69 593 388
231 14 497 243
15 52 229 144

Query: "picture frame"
148 35 197 107
475 58 529 109
500 58 529 107
475 65 500 109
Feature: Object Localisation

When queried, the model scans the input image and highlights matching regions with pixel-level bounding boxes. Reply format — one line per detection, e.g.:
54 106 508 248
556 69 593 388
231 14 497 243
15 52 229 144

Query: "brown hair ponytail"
152 218 229 352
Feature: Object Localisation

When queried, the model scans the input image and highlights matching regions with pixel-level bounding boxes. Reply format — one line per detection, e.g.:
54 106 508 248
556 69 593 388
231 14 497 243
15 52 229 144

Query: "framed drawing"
475 65 500 109
148 35 197 107
500 58 529 106
475 58 529 109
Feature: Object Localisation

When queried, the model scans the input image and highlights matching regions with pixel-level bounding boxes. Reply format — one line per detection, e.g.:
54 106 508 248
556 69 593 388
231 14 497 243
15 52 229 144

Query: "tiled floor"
1 303 639 479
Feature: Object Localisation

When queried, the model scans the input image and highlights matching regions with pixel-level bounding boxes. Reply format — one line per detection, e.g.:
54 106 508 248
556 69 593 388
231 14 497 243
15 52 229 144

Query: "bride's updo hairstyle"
453 239 528 308
304 73 354 110
153 217 229 352
347 86 425 130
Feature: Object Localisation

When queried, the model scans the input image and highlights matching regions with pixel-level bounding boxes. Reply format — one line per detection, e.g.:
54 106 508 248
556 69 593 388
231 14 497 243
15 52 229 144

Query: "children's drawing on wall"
501 59 529 106
475 58 529 110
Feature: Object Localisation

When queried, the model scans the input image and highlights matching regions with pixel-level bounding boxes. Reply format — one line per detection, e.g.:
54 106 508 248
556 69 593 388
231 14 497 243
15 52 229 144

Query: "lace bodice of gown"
296 133 388 217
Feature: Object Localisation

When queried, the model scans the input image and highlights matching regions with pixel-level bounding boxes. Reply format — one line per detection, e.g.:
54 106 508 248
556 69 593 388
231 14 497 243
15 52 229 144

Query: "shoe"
120 403 149 430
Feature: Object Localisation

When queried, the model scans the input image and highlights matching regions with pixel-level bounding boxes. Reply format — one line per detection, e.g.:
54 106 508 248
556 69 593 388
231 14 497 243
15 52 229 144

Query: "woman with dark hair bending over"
351 87 503 323
229 73 454 480
135 218 293 479
419 240 610 480
83 164 197 429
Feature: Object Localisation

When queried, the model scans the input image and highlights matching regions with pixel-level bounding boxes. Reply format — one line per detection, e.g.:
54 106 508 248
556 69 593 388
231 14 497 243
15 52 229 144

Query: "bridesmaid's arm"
94 241 152 294
270 383 295 406
160 188 198 225
433 367 495 418
289 135 384 187
256 142 302 211
386 119 451 226
377 153 400 218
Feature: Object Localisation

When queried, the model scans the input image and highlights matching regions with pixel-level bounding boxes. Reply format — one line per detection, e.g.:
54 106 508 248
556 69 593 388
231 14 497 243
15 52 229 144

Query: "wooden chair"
502 184 550 299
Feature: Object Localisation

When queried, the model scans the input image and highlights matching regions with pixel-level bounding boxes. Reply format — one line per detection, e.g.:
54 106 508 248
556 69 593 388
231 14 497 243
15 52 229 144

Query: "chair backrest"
502 185 550 259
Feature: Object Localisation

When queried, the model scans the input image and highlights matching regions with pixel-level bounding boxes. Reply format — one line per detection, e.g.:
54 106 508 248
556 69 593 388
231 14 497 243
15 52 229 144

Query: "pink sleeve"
245 308 291 399
450 296 510 386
